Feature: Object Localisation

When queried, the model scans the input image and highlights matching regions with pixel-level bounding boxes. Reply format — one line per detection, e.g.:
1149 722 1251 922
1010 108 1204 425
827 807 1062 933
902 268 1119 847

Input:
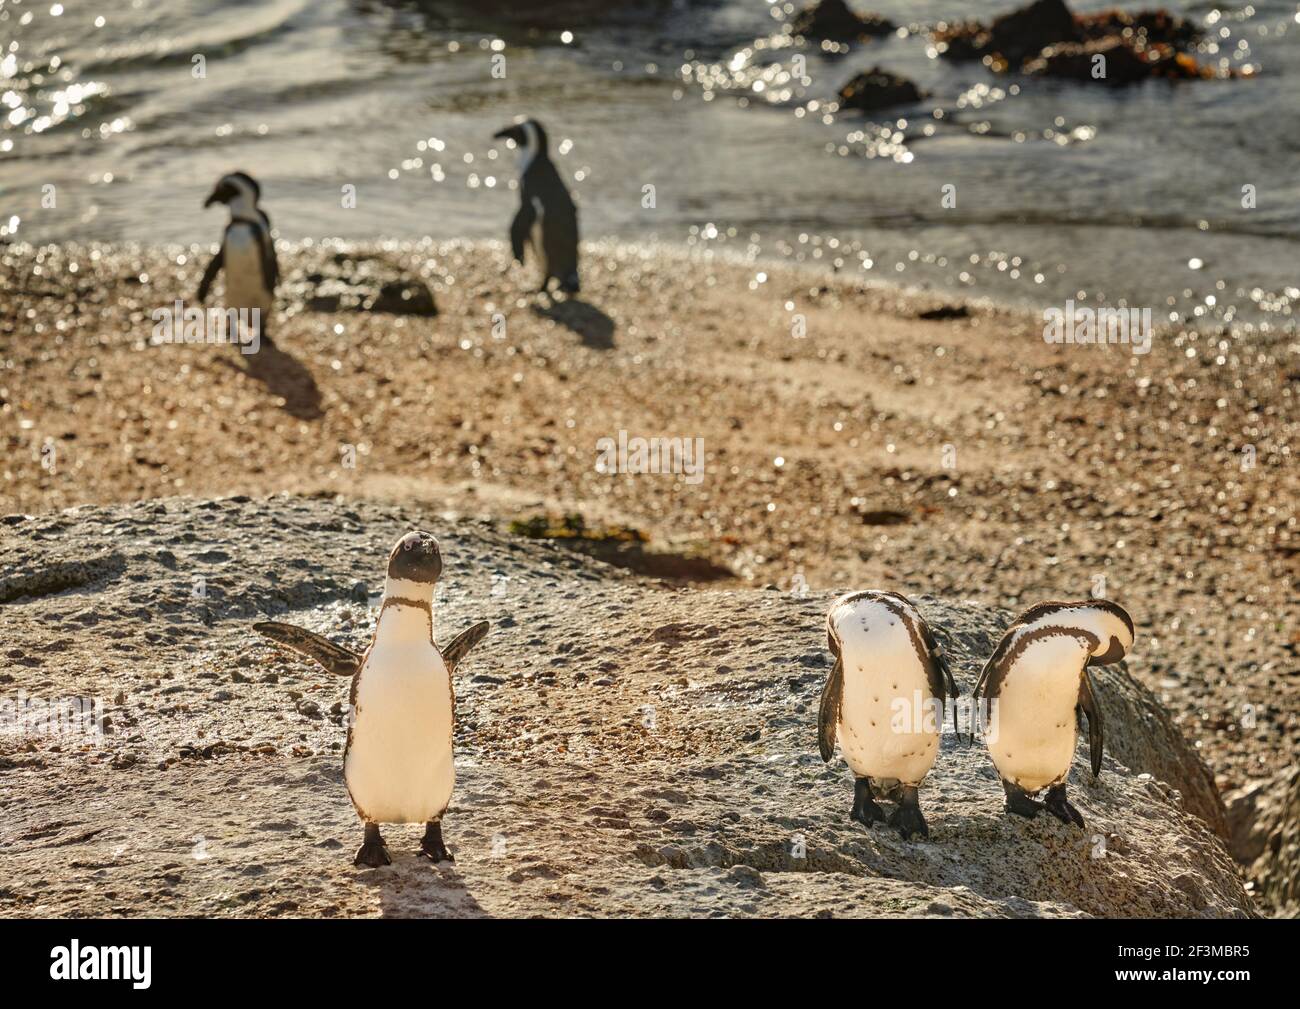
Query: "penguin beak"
204 181 233 207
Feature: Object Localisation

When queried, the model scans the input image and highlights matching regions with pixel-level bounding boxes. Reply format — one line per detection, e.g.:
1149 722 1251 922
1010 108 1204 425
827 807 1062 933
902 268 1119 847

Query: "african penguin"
254 532 489 867
970 599 1135 827
493 118 580 295
198 171 278 344
819 590 960 839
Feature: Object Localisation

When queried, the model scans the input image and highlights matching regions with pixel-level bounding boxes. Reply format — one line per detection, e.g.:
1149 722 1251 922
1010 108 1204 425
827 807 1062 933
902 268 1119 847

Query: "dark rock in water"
935 1 1207 77
1025 37 1159 83
297 253 437 317
985 0 1079 67
837 67 923 113
791 0 894 42
1075 8 1199 48
1024 37 1218 83
933 0 1078 68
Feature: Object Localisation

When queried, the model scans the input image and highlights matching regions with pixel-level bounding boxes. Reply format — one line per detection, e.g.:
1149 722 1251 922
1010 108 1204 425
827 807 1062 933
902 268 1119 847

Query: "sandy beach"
4 236 1296 815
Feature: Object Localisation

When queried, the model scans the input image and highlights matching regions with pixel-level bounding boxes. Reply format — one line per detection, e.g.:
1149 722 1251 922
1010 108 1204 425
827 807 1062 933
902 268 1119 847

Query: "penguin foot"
354 823 391 868
1003 780 1044 820
889 786 929 841
1044 785 1086 828
420 820 455 864
850 777 886 829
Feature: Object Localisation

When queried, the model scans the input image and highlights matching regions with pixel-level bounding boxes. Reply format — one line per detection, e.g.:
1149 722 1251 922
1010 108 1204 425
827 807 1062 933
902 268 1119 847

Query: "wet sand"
2 236 1296 802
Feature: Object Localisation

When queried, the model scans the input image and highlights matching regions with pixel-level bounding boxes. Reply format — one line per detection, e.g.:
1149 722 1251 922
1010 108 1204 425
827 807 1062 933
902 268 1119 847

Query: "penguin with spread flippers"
254 532 489 867
493 118 580 295
198 171 277 345
970 599 1134 828
819 590 960 839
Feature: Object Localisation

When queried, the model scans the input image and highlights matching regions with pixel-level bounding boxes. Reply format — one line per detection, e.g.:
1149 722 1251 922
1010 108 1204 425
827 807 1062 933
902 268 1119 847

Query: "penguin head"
386 531 443 585
494 118 548 159
1084 600 1135 666
204 171 261 209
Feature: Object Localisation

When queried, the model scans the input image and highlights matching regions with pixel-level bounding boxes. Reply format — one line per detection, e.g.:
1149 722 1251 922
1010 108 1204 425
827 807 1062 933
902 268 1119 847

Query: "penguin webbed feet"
852 779 929 840
354 822 392 868
850 777 887 830
889 786 930 841
1043 784 1086 828
1002 780 1045 820
420 820 455 864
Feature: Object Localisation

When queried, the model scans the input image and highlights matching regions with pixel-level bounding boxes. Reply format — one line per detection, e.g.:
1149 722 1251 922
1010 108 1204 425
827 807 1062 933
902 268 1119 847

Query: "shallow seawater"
2 0 1297 330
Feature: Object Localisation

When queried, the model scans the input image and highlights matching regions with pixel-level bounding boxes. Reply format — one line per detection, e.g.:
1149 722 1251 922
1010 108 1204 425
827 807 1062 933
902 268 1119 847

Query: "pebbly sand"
1 238 1297 905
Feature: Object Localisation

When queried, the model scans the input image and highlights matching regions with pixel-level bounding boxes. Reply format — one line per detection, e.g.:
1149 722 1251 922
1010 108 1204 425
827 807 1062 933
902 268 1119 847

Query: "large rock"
1024 37 1215 84
1074 8 1199 47
0 496 1251 917
986 0 1079 66
933 1 1205 76
1226 767 1300 916
837 67 924 113
934 0 1078 68
791 0 894 42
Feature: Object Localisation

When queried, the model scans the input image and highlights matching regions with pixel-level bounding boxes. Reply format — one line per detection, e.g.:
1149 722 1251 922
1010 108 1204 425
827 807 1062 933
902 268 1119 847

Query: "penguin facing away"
254 532 489 867
970 599 1135 828
819 590 960 840
493 118 580 295
198 171 278 340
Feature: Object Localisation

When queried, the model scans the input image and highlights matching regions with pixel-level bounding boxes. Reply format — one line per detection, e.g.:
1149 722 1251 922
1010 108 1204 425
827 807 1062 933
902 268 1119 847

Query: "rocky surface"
0 496 1251 917
1226 766 1300 916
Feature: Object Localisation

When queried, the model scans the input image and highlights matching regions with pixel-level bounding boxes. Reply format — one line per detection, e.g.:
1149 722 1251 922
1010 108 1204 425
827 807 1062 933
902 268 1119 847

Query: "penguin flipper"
969 623 1018 743
914 617 961 734
817 649 844 763
440 620 490 673
1077 668 1104 778
259 209 279 292
509 202 535 264
197 247 224 303
253 621 361 676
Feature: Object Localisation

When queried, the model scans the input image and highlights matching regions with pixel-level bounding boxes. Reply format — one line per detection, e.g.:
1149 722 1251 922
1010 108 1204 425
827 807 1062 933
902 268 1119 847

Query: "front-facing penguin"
198 171 278 343
970 599 1135 828
493 118 579 295
819 590 959 839
254 532 489 866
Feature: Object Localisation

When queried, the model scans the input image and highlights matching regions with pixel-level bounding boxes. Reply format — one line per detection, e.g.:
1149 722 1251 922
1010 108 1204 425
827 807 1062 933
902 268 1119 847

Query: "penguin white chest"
836 614 939 787
530 196 547 271
345 640 454 824
222 223 271 313
988 636 1084 792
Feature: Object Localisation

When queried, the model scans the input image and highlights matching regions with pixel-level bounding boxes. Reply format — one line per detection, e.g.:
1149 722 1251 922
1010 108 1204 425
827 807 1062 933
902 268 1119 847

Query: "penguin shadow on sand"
359 844 490 919
221 339 324 421
531 296 616 350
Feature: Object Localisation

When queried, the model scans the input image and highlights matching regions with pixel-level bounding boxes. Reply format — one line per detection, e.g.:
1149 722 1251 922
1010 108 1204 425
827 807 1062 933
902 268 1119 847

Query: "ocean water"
2 0 1297 328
